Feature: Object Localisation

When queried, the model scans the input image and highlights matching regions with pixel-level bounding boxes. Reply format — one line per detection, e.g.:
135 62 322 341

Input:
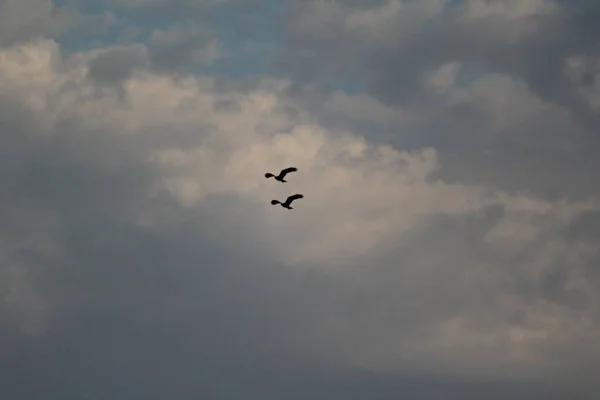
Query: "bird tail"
265 173 274 178
271 200 280 205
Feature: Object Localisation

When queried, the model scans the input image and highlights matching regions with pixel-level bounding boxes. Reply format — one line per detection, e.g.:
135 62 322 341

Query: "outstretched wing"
286 193 304 204
278 167 297 178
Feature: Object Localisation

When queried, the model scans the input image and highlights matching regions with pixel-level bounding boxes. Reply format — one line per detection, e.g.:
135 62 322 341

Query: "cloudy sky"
1 0 600 398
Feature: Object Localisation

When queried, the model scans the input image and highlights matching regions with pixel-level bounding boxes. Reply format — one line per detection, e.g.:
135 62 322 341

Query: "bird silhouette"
265 167 297 182
271 194 304 209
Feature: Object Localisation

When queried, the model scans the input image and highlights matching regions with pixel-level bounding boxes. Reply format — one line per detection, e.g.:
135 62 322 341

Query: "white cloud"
2 37 600 389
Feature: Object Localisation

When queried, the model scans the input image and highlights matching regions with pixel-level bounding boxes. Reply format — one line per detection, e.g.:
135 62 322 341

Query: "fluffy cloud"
2 1 600 398
1 38 599 395
278 0 600 204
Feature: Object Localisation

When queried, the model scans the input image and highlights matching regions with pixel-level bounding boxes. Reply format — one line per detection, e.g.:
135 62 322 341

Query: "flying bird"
271 194 304 210
265 167 297 183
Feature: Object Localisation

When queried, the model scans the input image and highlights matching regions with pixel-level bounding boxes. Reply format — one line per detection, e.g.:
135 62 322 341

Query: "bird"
271 194 304 210
264 167 297 183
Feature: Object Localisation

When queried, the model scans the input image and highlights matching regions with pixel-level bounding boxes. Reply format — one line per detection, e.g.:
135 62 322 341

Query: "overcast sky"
1 0 599 398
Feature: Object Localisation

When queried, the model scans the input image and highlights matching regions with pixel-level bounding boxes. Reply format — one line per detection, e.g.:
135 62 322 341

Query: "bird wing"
286 193 304 204
279 167 297 178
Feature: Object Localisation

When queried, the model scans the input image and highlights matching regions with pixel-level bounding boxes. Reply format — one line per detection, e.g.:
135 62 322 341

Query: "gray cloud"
276 0 600 202
104 0 229 22
148 23 222 72
84 24 222 87
87 44 149 84
1 1 600 399
0 0 78 46
109 0 226 7
0 0 120 47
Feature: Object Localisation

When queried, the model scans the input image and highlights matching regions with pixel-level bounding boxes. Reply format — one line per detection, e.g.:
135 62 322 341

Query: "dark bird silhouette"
265 167 297 182
271 194 304 210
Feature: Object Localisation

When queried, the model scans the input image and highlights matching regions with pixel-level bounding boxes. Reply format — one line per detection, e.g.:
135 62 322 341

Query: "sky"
1 0 600 398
